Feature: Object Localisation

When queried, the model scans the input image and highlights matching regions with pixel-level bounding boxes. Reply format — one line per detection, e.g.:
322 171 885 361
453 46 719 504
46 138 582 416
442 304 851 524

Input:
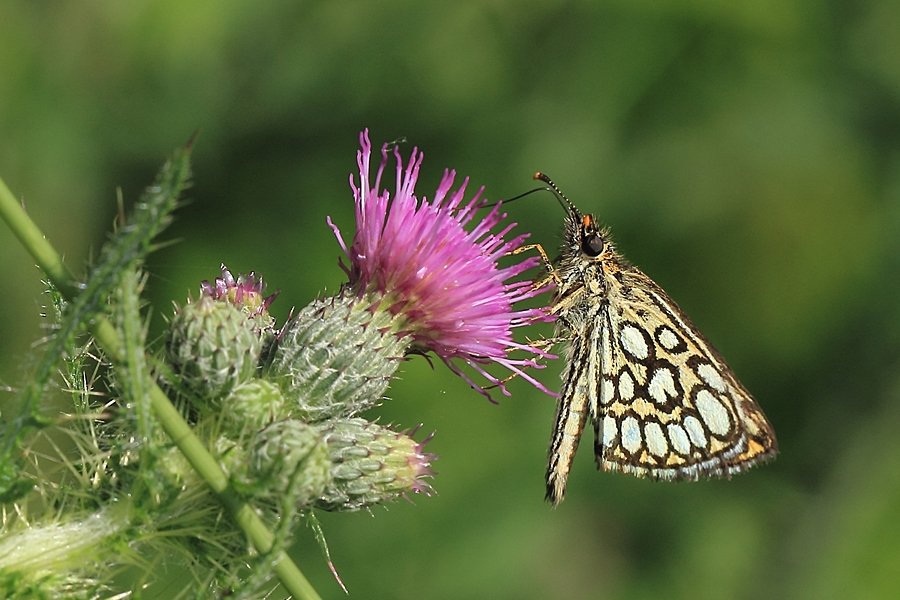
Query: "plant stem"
0 174 322 600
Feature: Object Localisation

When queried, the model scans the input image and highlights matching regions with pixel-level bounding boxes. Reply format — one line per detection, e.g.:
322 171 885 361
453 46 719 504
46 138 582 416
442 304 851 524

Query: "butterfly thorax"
552 211 630 335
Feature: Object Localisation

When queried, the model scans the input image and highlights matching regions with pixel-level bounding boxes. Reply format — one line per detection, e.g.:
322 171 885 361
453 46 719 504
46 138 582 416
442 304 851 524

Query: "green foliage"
0 147 198 596
0 147 190 505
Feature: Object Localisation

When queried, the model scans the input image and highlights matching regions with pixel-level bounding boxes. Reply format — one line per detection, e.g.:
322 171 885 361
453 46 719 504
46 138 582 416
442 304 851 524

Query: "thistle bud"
265 291 410 421
200 265 276 319
166 266 277 401
166 296 262 400
221 379 286 430
246 419 331 505
316 418 435 512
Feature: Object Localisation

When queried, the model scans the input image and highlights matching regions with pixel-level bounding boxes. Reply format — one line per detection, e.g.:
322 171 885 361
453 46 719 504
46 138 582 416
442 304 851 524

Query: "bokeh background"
2 1 900 598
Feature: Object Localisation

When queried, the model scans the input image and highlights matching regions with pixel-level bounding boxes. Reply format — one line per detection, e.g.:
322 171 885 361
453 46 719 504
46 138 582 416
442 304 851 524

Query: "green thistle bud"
166 266 277 401
222 379 286 431
166 295 262 400
246 419 330 505
316 418 435 512
265 290 410 421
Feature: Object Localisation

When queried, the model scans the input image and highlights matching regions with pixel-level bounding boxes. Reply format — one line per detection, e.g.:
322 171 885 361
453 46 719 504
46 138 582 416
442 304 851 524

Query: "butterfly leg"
508 243 562 291
480 245 563 392
482 334 570 392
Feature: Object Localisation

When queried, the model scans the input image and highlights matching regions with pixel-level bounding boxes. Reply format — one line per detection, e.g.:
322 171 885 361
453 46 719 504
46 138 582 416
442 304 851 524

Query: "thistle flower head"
200 264 277 316
328 130 554 398
316 418 436 512
166 266 277 401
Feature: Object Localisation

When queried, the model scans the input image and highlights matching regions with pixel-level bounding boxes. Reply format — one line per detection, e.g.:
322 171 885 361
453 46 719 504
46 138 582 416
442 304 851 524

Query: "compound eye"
582 233 605 257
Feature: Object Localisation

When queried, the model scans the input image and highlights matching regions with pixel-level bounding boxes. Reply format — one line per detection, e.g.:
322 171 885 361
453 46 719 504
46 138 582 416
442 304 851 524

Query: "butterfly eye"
582 233 605 257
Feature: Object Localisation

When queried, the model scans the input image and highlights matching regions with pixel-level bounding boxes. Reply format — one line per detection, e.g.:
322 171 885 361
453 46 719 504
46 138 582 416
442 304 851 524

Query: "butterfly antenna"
478 174 579 211
534 172 580 215
480 186 552 209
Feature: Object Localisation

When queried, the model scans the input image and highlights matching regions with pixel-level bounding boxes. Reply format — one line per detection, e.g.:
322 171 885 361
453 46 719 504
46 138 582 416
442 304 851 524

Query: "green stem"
0 175 321 600
0 178 78 299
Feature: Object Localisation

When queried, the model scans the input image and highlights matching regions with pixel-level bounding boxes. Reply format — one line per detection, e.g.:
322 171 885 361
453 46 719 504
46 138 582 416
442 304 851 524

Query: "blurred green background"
2 1 900 598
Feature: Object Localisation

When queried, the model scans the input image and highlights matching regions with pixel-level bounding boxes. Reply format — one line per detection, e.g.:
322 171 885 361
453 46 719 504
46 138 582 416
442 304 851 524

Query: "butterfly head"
578 213 610 259
533 173 616 264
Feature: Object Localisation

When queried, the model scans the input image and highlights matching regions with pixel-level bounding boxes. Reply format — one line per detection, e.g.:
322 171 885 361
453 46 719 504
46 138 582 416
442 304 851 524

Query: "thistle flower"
328 130 554 398
166 265 277 401
315 418 436 512
200 264 278 319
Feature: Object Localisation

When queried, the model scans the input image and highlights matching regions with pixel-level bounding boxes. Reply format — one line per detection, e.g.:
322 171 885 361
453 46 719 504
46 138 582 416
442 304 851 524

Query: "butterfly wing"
593 268 777 480
545 303 603 505
542 203 776 506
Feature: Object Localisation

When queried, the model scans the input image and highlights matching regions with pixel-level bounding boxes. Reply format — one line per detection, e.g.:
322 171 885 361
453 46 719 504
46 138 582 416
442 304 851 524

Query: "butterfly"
530 173 777 506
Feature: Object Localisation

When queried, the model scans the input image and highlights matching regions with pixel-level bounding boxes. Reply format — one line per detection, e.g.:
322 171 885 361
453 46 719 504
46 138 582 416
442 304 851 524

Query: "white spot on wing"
601 378 615 405
684 415 707 448
620 324 649 360
697 363 727 392
644 422 668 456
658 327 680 350
618 371 635 401
621 416 642 453
648 368 677 404
667 423 691 454
602 416 617 447
695 389 731 435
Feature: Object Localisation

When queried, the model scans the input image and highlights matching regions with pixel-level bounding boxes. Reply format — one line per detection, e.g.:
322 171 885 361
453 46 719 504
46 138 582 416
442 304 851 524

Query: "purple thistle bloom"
200 264 278 315
328 130 555 399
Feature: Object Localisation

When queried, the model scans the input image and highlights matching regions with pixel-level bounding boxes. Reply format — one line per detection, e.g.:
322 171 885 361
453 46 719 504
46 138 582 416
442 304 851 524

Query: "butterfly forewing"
544 198 777 506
